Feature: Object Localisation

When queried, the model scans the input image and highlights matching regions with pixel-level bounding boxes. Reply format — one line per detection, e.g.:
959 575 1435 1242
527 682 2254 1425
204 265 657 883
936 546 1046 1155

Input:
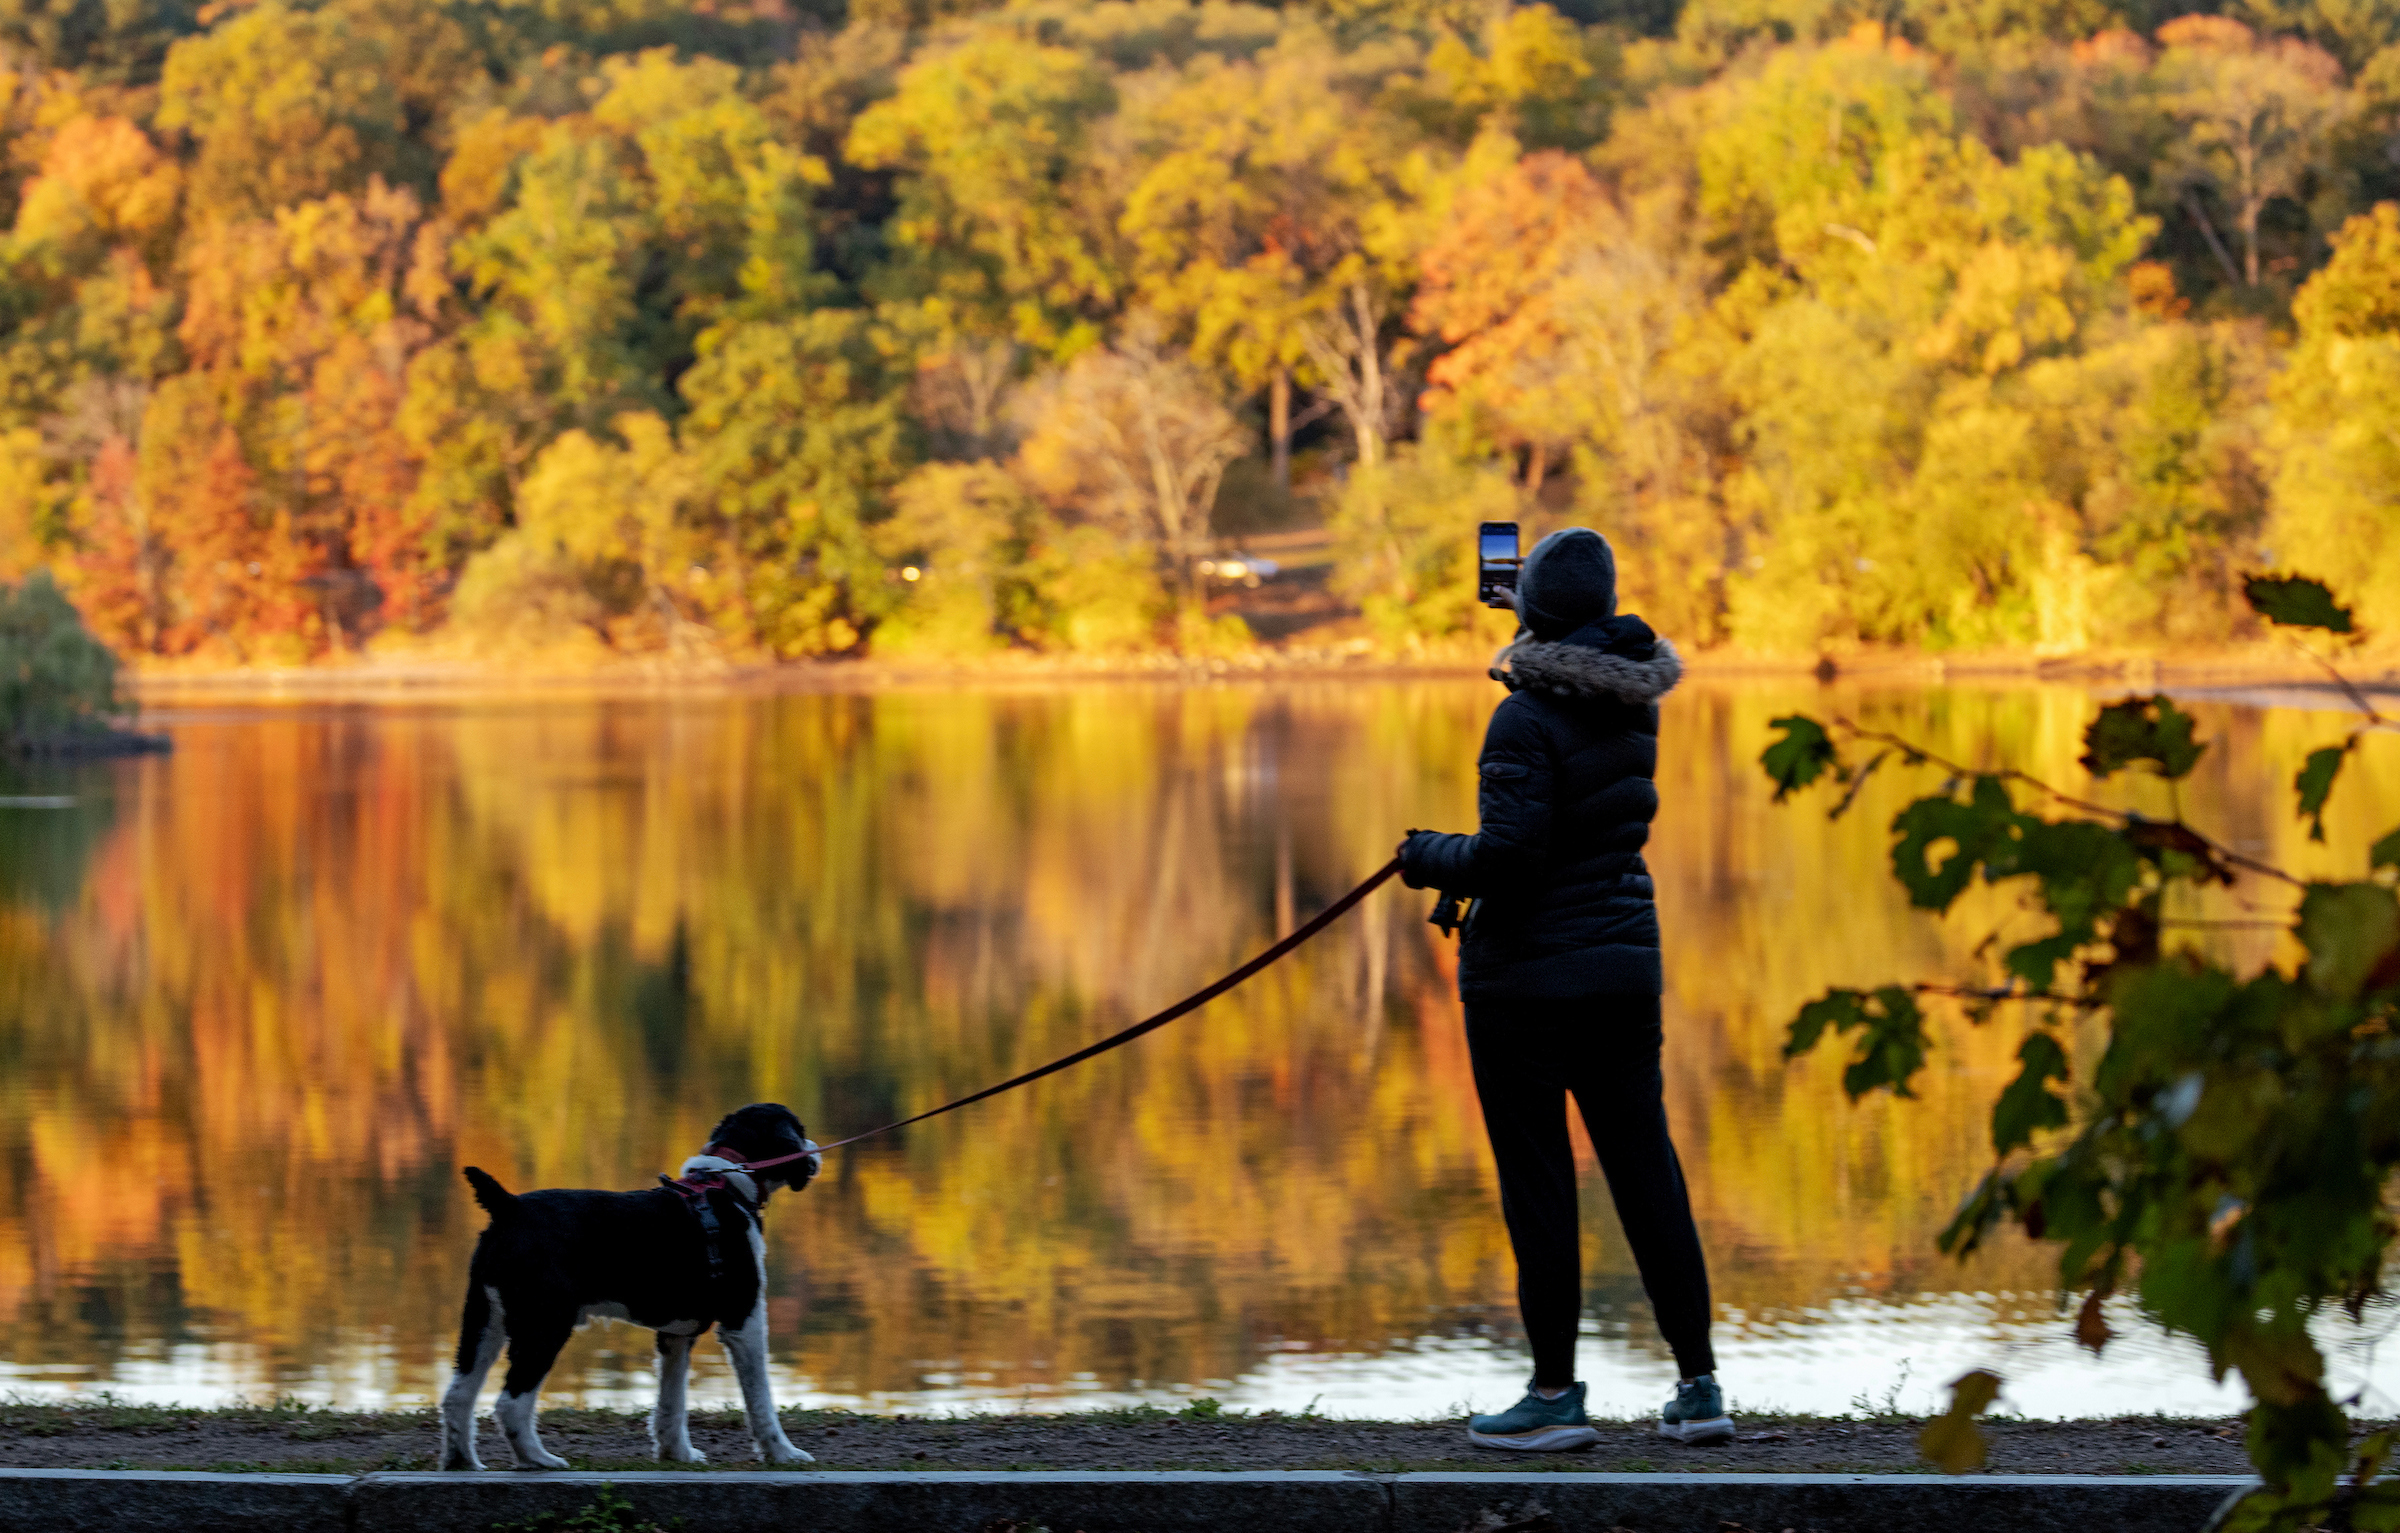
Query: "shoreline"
118 646 2400 704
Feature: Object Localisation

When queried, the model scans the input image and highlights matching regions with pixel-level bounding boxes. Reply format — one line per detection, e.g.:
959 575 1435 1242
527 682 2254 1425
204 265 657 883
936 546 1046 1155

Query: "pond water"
0 676 2394 1423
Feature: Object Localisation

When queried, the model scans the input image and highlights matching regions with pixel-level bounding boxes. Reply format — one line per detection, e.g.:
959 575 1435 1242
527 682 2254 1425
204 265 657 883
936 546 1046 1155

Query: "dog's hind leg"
493 1310 575 1470
439 1283 505 1470
719 1306 811 1465
649 1328 706 1463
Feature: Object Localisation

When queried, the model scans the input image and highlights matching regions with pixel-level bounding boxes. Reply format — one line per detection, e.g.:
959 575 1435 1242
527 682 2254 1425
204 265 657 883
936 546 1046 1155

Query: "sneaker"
1658 1375 1735 1444
1467 1381 1600 1452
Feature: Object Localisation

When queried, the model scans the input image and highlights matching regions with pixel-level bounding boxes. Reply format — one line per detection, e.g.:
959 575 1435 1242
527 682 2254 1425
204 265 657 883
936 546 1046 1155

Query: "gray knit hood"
1515 528 1618 639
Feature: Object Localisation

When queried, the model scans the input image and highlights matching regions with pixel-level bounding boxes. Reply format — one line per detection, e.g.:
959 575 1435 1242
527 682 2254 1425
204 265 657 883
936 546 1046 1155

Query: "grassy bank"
0 1398 2316 1477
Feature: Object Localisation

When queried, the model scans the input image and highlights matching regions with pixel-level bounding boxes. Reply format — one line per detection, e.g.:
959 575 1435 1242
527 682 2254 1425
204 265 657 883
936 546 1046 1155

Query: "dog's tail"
462 1166 519 1221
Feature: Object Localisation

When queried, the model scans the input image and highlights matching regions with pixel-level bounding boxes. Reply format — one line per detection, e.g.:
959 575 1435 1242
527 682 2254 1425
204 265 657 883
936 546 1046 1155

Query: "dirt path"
0 1401 2292 1476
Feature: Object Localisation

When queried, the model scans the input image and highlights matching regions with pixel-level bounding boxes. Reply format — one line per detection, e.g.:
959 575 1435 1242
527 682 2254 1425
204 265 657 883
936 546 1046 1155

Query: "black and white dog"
439 1103 822 1470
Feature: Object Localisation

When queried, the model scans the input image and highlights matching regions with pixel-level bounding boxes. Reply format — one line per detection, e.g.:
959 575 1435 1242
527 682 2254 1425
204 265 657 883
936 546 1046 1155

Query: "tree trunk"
2234 139 2262 289
1295 284 1388 476
2184 191 2242 288
1350 283 1385 470
960 339 1015 456
1269 367 1291 493
1144 435 1190 600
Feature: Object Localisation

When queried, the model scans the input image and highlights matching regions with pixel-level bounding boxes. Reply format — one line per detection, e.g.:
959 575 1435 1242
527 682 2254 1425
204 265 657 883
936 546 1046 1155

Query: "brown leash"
716 857 1407 1169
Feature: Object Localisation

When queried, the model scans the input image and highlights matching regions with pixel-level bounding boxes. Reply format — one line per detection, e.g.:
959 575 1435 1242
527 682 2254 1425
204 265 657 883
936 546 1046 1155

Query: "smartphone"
1478 521 1521 610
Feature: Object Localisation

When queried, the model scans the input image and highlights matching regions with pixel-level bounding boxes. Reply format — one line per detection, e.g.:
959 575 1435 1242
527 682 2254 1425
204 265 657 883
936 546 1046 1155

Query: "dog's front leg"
720 1307 810 1464
649 1329 706 1463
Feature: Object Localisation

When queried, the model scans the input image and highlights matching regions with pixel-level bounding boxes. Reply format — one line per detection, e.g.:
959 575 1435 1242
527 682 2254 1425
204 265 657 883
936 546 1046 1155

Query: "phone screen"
1480 528 1518 564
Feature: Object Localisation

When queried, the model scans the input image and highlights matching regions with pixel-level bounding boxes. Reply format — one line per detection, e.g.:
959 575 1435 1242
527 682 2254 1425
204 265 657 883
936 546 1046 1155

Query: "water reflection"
0 680 2393 1419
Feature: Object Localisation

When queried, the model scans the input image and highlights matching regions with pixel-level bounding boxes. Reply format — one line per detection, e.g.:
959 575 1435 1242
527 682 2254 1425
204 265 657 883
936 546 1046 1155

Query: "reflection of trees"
0 683 2381 1403
0 764 117 914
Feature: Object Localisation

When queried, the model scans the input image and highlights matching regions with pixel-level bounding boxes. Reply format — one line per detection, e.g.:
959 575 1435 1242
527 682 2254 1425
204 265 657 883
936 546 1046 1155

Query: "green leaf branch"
2246 573 2399 844
1757 576 2400 1529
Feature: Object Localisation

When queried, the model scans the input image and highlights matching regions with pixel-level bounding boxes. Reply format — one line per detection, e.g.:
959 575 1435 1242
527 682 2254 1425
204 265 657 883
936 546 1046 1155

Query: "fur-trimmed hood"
1491 631 1682 704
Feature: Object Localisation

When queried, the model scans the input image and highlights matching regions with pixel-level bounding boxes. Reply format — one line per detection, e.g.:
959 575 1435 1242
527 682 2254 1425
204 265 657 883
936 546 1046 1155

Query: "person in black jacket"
1400 527 1731 1452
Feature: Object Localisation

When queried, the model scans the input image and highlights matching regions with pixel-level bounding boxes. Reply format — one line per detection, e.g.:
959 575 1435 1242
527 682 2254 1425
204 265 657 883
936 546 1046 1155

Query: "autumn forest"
1 0 2399 666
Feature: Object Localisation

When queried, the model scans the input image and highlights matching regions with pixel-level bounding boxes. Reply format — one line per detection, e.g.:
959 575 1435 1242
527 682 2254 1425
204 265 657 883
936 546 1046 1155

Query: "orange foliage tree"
1412 149 1611 490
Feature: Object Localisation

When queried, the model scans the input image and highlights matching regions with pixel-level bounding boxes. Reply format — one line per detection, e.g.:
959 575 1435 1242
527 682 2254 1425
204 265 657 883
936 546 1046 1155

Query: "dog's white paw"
438 1430 485 1472
760 1441 814 1465
513 1448 573 1470
656 1446 706 1464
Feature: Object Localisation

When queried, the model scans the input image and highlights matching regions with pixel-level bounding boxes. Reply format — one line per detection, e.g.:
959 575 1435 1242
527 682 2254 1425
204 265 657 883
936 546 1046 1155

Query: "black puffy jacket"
1400 614 1682 1000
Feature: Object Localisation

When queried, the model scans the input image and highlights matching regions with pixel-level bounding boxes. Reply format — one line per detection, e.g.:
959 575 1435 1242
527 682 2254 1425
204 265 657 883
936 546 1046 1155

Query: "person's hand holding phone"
1478 522 1520 610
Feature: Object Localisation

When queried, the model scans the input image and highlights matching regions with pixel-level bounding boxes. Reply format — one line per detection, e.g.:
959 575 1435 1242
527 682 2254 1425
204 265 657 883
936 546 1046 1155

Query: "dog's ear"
709 1103 810 1182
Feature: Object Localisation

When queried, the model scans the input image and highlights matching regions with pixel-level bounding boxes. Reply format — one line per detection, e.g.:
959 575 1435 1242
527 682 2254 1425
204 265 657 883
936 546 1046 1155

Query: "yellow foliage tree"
1015 317 1248 620
2155 16 2347 289
2270 201 2400 630
1117 19 1454 476
450 412 710 655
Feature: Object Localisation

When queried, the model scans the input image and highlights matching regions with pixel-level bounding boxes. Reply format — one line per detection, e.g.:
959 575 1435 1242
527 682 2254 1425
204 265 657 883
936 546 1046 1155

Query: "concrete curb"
1390 1472 2250 1532
354 1469 1384 1532
0 1467 351 1533
0 1467 2258 1532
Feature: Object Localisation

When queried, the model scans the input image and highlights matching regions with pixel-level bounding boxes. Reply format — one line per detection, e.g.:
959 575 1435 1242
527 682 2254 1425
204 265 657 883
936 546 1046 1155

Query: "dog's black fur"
439 1103 819 1470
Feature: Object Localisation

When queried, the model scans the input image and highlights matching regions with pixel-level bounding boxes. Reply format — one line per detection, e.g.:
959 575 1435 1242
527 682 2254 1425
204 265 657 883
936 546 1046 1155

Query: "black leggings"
1465 993 1717 1386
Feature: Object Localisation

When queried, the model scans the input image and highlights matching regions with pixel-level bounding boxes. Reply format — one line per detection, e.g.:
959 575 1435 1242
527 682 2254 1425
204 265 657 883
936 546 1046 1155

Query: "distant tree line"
0 0 2395 661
